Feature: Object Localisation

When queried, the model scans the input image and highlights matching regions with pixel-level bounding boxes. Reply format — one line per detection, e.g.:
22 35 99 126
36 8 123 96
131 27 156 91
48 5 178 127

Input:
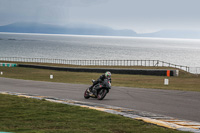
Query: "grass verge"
0 63 200 92
0 94 189 133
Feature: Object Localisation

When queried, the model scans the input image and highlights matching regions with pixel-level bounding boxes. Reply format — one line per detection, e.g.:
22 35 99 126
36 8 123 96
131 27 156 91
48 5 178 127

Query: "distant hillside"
1 22 200 39
0 22 137 37
140 30 200 39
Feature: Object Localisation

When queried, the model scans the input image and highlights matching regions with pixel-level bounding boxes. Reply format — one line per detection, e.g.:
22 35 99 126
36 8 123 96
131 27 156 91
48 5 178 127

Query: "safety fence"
18 64 178 76
0 57 192 72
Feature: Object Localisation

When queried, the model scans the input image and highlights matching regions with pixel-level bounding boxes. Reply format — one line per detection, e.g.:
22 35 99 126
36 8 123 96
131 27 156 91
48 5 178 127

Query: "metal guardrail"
188 67 200 74
0 57 193 72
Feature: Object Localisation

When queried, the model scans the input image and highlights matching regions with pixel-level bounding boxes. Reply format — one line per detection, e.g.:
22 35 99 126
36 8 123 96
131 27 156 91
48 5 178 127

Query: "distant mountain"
0 22 137 37
140 29 200 39
1 22 200 39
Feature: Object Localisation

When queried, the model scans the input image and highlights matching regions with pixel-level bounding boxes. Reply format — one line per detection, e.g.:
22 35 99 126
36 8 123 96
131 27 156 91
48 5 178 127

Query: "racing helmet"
105 71 111 78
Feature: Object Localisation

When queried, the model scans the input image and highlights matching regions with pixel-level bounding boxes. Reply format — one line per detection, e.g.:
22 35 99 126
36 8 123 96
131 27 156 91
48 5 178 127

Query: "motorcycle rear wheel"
97 89 107 100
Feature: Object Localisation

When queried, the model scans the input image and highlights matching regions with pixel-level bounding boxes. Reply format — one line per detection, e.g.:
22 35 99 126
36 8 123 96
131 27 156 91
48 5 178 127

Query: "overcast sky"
0 0 200 33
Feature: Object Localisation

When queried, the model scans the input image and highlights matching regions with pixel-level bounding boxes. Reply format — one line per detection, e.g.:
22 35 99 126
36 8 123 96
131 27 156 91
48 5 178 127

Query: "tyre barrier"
0 63 17 67
18 64 179 76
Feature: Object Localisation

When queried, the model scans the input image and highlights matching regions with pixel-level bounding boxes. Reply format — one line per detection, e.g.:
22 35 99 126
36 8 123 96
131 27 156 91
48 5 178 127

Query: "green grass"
0 64 200 92
0 94 189 133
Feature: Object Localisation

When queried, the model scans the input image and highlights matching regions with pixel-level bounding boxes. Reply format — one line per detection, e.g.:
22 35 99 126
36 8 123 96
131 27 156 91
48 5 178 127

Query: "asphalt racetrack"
0 77 200 122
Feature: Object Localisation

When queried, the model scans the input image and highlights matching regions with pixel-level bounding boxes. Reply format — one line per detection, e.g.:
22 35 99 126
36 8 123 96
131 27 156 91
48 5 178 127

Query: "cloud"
69 0 109 6
1 0 200 32
0 0 71 25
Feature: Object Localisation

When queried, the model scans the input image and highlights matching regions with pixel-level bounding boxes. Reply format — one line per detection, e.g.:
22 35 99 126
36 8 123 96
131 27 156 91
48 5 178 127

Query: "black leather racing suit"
89 74 111 92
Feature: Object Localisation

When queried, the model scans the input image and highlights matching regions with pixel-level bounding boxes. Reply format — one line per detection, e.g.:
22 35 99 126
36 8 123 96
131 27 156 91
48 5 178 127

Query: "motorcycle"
84 79 111 100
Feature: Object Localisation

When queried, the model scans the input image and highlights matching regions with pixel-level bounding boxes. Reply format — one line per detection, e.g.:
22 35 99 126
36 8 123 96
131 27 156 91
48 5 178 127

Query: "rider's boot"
94 89 97 96
88 86 96 97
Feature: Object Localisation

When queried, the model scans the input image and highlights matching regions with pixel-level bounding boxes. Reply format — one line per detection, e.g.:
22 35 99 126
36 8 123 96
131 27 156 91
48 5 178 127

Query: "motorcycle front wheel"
97 89 107 100
84 89 90 99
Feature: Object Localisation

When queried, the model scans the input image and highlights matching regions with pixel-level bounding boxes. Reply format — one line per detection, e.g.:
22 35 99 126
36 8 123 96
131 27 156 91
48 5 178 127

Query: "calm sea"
0 32 200 67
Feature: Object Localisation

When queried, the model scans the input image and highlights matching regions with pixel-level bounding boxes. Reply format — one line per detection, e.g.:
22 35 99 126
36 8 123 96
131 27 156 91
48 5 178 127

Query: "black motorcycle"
84 79 111 100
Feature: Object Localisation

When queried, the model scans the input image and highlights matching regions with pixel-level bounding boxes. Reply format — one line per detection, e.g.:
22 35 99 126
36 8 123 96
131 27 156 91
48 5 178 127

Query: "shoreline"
1 31 200 41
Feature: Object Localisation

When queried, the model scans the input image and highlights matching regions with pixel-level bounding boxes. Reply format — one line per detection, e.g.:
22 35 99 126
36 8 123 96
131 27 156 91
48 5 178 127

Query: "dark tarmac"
0 77 200 122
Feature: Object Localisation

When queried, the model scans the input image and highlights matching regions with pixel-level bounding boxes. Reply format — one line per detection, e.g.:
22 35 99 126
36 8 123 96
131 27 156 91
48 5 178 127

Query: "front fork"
92 88 97 96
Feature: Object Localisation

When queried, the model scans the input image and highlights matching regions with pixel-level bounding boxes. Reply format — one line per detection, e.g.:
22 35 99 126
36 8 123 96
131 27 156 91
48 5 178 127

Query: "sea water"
0 32 200 67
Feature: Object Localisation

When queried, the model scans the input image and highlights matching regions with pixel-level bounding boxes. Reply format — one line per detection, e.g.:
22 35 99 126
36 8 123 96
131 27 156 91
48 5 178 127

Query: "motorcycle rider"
88 71 111 96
